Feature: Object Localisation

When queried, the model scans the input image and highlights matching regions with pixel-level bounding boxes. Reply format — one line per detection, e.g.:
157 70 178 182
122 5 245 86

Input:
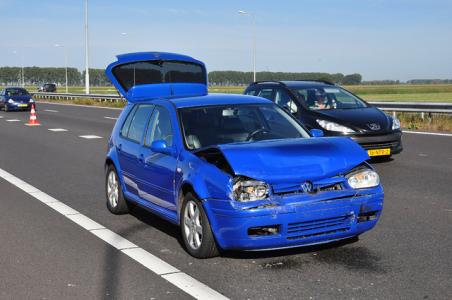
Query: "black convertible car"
244 80 402 158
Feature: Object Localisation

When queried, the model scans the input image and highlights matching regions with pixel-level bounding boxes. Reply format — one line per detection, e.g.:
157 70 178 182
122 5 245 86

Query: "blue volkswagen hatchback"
105 52 384 258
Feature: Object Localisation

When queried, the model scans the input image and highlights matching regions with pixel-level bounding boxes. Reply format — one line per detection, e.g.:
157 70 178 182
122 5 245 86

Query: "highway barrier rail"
32 92 452 114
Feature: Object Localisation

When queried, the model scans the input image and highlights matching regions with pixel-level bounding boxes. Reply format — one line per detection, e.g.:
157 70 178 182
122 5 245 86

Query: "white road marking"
79 135 103 139
122 247 179 275
0 116 3 118
162 272 227 300
0 168 228 300
403 130 452 137
44 109 59 113
104 116 118 120
48 128 68 132
6 119 21 122
91 228 138 250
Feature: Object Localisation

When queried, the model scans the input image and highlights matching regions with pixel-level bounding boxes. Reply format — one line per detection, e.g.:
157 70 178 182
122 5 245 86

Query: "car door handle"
116 144 122 152
138 154 144 163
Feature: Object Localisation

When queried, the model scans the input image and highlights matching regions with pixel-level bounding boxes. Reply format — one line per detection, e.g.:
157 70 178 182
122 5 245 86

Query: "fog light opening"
358 210 379 223
248 225 280 236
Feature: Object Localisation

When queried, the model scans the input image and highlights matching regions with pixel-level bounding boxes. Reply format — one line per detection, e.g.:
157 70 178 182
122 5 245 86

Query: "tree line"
0 66 364 87
3 66 450 87
0 67 111 86
209 71 363 85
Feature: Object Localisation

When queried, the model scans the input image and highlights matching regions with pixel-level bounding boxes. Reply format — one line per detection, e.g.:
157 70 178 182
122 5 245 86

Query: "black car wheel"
181 192 219 258
105 164 129 214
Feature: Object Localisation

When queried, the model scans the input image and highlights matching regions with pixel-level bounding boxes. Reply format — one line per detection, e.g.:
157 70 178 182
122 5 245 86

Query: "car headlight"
392 117 401 130
316 119 354 134
346 169 380 189
232 178 269 202
8 99 14 104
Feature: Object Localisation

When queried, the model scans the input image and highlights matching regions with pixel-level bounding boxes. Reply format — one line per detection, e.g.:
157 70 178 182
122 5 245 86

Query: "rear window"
112 61 206 92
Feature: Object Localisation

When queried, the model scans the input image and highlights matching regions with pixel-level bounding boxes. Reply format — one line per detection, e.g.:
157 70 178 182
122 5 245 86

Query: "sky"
1 0 452 81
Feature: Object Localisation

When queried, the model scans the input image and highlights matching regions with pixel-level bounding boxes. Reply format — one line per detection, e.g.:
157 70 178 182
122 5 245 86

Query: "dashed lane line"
0 167 228 300
6 119 21 122
104 116 118 120
79 135 103 139
48 128 68 132
44 109 59 113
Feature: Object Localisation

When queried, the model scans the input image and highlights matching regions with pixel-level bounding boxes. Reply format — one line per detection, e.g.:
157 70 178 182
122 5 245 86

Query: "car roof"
168 93 271 109
5 87 27 90
251 80 335 88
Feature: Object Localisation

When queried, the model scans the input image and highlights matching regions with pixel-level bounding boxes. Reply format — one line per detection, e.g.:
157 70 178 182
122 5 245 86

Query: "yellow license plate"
18 104 28 107
368 148 391 157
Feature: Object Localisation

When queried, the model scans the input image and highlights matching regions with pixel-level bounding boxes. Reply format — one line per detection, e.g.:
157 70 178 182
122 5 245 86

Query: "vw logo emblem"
300 181 314 193
367 123 381 131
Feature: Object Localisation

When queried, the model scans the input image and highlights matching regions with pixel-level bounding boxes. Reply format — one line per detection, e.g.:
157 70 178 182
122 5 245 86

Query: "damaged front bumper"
203 186 384 251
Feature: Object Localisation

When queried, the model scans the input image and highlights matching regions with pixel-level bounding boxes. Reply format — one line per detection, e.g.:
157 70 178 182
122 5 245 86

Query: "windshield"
180 104 310 150
6 88 29 96
291 86 367 110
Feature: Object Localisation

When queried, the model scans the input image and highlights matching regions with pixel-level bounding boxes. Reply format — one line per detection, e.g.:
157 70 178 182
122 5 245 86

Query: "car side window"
275 89 298 114
122 104 154 143
245 88 258 96
257 88 275 101
145 106 173 147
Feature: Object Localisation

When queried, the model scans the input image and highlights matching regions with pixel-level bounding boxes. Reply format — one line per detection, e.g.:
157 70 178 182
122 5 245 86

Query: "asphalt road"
0 102 451 299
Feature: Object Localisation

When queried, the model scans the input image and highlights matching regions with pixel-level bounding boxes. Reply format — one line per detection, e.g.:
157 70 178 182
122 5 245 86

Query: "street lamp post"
55 44 68 93
13 50 25 87
238 10 256 82
84 0 90 94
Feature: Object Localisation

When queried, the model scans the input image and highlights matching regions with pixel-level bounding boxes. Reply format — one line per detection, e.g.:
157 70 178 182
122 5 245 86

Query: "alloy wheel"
183 200 203 250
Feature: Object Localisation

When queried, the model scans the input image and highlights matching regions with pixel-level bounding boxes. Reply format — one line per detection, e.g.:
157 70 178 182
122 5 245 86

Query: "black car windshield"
180 104 310 150
6 88 29 96
291 86 367 110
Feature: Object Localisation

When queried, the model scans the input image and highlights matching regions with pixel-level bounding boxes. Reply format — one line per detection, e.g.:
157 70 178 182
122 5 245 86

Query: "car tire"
180 192 219 258
105 164 129 214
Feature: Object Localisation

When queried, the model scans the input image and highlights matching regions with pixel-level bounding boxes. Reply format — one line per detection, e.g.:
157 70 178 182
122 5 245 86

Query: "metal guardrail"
32 92 452 114
33 92 123 102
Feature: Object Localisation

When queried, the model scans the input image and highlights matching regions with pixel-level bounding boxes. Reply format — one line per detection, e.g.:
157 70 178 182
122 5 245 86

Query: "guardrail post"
392 111 396 118
421 112 425 120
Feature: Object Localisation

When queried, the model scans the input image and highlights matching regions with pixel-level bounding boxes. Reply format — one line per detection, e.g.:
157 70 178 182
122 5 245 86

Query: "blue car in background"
104 52 384 258
0 87 34 112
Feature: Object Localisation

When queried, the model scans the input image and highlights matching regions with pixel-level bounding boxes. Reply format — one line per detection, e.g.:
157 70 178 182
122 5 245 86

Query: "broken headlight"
346 168 380 189
233 178 269 202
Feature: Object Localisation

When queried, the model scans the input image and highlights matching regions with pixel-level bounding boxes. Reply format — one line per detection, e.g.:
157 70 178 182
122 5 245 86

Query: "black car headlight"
232 178 269 202
346 168 380 189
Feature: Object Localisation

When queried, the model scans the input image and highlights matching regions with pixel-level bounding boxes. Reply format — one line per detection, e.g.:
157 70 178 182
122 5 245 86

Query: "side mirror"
310 129 324 137
151 140 172 155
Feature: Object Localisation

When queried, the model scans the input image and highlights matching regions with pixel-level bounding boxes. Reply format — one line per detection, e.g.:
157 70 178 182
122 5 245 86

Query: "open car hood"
105 52 208 103
217 137 368 184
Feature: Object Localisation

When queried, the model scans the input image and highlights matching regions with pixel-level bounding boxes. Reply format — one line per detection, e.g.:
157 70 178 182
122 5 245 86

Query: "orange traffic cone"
26 103 41 126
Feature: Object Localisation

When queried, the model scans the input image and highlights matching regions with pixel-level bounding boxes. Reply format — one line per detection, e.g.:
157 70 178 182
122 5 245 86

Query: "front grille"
286 214 353 240
360 141 399 150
